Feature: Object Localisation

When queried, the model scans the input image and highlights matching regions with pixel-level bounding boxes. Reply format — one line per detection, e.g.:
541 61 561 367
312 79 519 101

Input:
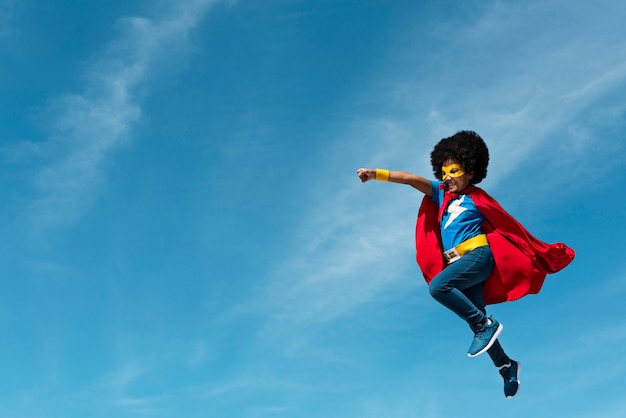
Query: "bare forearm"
357 168 433 196
388 171 432 195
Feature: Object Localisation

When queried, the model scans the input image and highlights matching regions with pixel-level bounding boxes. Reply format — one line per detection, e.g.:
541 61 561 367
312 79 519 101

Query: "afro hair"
430 130 490 184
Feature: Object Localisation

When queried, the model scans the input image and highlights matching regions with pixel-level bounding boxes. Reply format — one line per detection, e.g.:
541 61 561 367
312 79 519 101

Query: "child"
357 131 575 398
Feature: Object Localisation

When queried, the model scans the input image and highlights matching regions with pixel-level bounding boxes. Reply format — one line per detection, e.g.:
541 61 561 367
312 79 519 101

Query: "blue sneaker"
499 360 521 398
467 316 503 357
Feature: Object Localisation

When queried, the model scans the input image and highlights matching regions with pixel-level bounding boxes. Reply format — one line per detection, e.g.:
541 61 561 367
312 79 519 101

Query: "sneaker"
499 360 521 398
467 316 503 357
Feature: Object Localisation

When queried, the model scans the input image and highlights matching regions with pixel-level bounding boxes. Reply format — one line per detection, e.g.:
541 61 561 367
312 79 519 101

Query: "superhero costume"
416 185 575 305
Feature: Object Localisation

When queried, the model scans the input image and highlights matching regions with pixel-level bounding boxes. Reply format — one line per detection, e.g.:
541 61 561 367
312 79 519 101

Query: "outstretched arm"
357 168 433 197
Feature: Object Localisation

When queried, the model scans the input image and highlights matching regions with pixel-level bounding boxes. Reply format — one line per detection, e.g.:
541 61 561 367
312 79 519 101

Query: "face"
441 159 474 192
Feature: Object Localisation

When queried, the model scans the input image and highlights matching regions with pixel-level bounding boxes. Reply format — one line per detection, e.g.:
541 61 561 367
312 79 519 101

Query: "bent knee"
428 282 446 299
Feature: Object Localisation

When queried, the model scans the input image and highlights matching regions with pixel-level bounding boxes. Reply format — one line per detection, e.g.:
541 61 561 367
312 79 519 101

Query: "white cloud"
575 400 626 418
97 360 152 392
0 0 18 39
25 0 226 230
397 0 626 181
73 360 175 416
188 341 208 366
252 0 626 355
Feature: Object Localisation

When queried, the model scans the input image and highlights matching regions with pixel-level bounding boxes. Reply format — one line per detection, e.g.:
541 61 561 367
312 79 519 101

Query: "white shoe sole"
467 323 504 358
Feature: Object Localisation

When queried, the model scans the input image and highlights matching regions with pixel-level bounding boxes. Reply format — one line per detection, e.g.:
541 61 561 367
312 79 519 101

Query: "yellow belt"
443 234 489 264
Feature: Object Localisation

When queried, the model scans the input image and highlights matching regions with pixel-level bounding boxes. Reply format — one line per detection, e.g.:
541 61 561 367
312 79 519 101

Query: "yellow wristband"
375 169 390 181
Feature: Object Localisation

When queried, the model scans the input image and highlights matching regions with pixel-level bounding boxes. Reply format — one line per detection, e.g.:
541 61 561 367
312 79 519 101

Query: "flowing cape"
415 186 575 305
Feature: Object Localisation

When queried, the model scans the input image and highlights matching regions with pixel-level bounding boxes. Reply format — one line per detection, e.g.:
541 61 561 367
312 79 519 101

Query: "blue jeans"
429 246 510 367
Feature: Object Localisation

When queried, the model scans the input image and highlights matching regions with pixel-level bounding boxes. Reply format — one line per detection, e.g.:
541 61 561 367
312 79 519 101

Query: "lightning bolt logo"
444 195 467 229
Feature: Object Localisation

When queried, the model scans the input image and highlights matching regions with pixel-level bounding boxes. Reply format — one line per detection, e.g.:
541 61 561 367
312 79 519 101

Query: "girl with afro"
357 131 574 398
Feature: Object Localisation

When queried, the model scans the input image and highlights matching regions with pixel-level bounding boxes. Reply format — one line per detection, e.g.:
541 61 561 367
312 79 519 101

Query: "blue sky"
1 0 625 417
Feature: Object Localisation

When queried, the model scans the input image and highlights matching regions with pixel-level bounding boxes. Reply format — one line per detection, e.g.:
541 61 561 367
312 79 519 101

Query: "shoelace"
474 321 493 338
475 329 487 339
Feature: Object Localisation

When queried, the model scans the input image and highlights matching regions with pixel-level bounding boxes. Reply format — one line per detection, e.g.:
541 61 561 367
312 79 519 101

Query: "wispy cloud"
24 0 226 230
97 360 153 392
575 400 626 418
399 0 626 180
252 0 626 355
0 0 18 39
80 360 173 416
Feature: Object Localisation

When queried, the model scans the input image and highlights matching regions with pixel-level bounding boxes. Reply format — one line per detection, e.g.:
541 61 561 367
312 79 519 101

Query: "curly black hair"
430 130 489 184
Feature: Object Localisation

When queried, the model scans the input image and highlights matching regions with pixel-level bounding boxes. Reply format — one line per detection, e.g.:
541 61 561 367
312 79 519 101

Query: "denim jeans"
429 245 510 367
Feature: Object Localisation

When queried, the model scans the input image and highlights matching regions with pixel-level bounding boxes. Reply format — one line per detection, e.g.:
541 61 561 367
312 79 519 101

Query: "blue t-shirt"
430 181 484 251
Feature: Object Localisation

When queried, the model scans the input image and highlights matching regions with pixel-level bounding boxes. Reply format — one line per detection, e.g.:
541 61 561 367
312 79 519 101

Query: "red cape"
415 186 575 305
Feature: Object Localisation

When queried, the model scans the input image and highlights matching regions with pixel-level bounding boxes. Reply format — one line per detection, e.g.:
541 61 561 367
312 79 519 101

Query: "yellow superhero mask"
441 164 465 179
